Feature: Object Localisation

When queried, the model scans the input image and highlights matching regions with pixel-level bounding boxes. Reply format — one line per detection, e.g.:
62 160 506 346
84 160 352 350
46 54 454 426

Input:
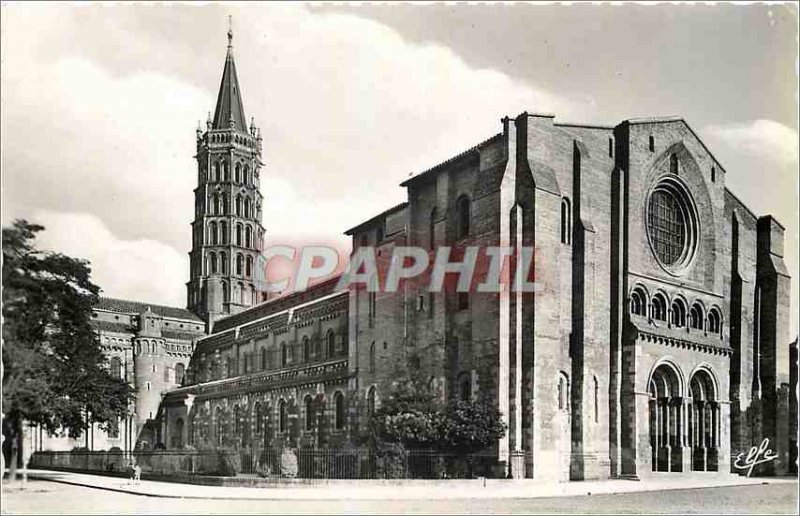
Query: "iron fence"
29 448 501 480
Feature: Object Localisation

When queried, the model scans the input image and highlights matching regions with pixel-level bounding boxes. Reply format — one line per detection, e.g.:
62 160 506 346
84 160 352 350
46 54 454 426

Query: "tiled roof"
91 320 134 334
211 275 345 333
344 202 408 235
162 329 201 341
399 133 501 187
95 297 202 322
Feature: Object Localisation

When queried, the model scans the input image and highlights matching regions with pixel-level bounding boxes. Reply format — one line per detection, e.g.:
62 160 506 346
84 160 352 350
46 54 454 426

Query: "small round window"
646 176 699 274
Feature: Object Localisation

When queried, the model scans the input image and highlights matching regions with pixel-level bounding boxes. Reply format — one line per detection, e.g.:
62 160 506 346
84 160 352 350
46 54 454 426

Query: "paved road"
1 480 797 514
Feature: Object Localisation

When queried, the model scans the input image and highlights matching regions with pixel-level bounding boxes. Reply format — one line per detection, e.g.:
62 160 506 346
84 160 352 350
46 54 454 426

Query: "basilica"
27 26 793 480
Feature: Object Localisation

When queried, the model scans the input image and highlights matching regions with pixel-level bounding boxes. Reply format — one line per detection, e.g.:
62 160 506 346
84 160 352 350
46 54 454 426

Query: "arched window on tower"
245 256 253 277
209 252 217 274
223 162 230 182
175 363 185 385
236 195 242 217
209 222 218 245
238 281 245 304
244 165 250 185
245 226 252 248
236 224 243 246
220 252 228 274
220 224 228 245
213 162 220 182
236 254 243 276
244 198 252 219
222 193 229 214
456 196 471 239
561 197 572 244
235 163 241 183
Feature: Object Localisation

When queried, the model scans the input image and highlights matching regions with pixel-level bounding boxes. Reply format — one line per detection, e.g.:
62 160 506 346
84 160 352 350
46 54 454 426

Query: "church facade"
28 27 792 481
151 29 792 480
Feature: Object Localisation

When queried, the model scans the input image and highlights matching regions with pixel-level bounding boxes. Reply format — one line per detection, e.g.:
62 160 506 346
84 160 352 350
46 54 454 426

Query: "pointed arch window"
456 196 471 239
220 252 228 274
244 198 252 219
245 226 252 248
245 255 253 277
236 223 243 246
235 163 241 183
561 197 572 244
236 253 243 276
209 222 218 245
235 195 242 217
209 252 218 274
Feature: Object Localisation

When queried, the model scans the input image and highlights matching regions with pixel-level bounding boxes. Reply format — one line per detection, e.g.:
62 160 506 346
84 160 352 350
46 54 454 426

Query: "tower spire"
211 16 247 132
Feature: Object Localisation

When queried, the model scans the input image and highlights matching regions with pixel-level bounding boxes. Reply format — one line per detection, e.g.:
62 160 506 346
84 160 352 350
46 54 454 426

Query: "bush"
279 448 298 478
374 442 407 479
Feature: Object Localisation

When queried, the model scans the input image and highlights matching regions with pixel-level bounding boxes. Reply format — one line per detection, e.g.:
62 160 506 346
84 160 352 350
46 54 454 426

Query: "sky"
1 2 798 342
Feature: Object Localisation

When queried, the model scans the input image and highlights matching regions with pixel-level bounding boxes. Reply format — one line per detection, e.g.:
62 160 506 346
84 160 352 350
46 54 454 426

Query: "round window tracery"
645 175 699 274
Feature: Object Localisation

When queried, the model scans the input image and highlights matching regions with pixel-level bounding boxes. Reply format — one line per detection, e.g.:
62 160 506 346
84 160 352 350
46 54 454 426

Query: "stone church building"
27 26 793 480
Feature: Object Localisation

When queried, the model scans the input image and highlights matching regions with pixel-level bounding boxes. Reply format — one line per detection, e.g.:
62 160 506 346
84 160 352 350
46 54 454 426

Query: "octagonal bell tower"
187 22 266 327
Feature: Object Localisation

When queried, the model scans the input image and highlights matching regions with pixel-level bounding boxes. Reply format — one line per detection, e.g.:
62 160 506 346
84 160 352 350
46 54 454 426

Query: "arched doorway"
648 362 685 472
689 369 719 471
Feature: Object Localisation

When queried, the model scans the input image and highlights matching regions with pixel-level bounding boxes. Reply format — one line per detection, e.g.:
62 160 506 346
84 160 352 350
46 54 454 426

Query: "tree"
2 219 133 479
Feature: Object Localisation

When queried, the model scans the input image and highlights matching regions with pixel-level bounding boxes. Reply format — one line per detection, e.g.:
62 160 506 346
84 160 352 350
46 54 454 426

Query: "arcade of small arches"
206 131 258 150
648 361 722 472
204 193 260 220
629 284 723 336
206 159 258 186
197 330 347 383
167 388 352 450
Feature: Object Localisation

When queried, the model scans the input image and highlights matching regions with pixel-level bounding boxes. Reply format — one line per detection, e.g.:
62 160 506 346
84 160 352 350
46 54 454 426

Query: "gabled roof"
95 297 203 322
212 29 247 132
344 202 408 236
399 134 501 188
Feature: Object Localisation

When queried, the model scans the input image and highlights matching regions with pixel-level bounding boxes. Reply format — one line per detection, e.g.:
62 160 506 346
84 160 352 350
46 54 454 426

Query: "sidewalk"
10 469 797 500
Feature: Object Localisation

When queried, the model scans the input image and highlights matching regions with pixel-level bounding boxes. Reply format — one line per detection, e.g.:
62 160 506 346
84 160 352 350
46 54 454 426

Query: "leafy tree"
436 400 506 454
2 219 133 478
